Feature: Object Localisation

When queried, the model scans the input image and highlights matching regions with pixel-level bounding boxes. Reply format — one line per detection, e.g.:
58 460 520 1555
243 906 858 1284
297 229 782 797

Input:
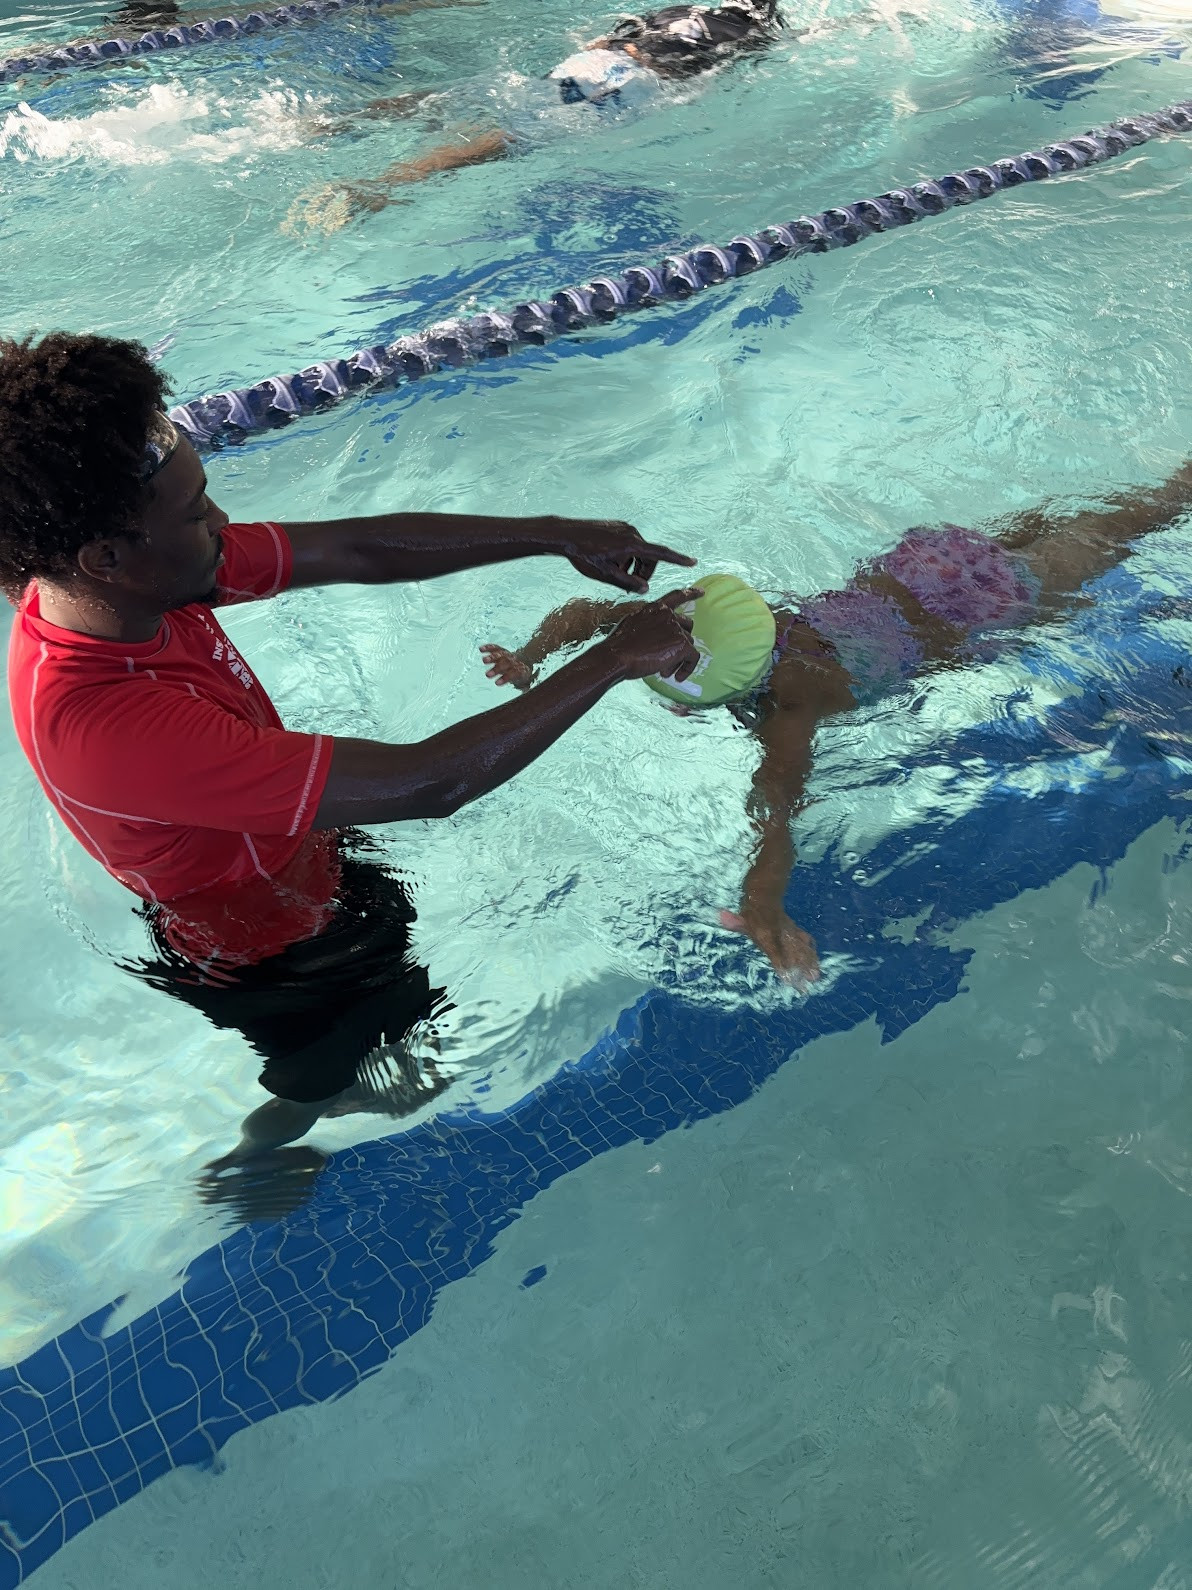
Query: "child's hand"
480 644 535 690
720 905 821 987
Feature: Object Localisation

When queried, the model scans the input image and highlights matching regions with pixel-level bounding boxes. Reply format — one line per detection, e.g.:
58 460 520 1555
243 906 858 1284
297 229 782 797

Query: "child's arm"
721 698 822 985
481 597 643 690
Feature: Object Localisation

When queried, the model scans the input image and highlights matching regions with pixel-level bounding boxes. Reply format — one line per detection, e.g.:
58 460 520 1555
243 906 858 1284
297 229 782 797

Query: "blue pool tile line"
1 575 1190 1584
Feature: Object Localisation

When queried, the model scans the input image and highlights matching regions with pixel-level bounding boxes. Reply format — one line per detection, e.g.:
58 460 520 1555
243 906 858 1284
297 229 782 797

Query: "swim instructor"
1 331 698 1146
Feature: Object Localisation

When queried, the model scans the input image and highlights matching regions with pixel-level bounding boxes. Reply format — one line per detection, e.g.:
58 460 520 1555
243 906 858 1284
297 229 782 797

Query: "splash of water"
0 82 318 165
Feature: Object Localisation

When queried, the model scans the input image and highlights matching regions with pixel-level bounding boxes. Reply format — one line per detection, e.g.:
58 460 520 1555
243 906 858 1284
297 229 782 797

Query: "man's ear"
77 538 125 584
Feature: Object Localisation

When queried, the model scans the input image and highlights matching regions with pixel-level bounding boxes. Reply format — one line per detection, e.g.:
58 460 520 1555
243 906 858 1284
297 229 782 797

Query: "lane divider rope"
0 0 385 86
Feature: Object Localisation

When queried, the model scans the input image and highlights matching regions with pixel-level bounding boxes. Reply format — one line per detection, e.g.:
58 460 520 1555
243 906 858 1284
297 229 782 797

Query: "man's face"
119 436 231 611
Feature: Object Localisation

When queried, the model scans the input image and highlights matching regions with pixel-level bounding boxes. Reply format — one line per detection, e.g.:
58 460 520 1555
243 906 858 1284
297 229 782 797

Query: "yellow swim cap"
644 573 776 708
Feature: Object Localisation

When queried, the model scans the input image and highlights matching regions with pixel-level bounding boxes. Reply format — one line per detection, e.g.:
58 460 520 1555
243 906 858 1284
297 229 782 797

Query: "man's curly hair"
0 332 171 598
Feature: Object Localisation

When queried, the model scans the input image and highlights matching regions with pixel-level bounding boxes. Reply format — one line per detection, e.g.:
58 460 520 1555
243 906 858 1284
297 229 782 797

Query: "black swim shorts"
132 843 448 1106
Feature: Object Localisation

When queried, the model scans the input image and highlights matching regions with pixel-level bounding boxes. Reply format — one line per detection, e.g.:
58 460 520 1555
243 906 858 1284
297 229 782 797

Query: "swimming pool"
2 0 1192 1578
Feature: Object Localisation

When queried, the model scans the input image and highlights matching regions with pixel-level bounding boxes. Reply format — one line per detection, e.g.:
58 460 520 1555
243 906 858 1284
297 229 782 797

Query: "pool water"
1 0 1192 1578
29 834 1192 1586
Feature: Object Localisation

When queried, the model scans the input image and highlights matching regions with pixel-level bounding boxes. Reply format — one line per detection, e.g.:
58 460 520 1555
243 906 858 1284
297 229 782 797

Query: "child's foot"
480 644 534 690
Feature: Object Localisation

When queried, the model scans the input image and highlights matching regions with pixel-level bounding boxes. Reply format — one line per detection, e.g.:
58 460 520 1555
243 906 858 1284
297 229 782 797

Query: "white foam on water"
0 81 319 164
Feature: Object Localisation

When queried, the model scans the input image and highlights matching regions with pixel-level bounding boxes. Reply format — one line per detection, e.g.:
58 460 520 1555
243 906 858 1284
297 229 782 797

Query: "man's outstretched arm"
284 511 695 595
313 593 701 827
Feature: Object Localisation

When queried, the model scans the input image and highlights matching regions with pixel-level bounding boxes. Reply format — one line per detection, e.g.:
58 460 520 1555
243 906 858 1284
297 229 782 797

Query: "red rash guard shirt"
7 521 338 967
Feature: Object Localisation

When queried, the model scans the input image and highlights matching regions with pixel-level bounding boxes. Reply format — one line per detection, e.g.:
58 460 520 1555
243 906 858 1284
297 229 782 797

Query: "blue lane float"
0 0 388 86
169 99 1192 452
1 555 1191 1586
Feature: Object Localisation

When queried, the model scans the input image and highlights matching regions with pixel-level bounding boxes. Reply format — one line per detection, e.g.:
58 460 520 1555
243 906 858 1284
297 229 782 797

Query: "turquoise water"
28 837 1192 1585
3 0 1192 1577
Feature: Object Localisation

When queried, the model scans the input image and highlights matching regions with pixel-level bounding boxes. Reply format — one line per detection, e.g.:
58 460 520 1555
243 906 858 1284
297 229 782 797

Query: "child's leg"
994 461 1192 614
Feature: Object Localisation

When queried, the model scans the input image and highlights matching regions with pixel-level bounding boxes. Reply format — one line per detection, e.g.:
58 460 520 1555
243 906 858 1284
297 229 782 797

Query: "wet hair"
0 332 170 599
607 0 782 80
109 1 182 24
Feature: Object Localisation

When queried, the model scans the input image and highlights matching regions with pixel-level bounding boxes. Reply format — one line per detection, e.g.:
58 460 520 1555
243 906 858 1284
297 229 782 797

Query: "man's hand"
318 593 699 829
601 588 702 679
720 904 821 987
557 519 697 594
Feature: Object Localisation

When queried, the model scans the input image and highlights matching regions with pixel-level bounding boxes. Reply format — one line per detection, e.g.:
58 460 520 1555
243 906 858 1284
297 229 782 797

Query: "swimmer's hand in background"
720 904 822 987
284 178 397 237
556 519 696 594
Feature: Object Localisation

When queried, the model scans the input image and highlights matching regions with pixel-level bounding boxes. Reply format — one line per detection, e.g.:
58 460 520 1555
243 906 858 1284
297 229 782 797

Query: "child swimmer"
482 465 1192 982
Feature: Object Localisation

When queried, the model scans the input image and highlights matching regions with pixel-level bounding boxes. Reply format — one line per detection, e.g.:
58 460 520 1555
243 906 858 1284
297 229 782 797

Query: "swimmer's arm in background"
370 128 515 186
720 699 822 985
286 130 515 233
481 598 642 689
304 90 439 139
